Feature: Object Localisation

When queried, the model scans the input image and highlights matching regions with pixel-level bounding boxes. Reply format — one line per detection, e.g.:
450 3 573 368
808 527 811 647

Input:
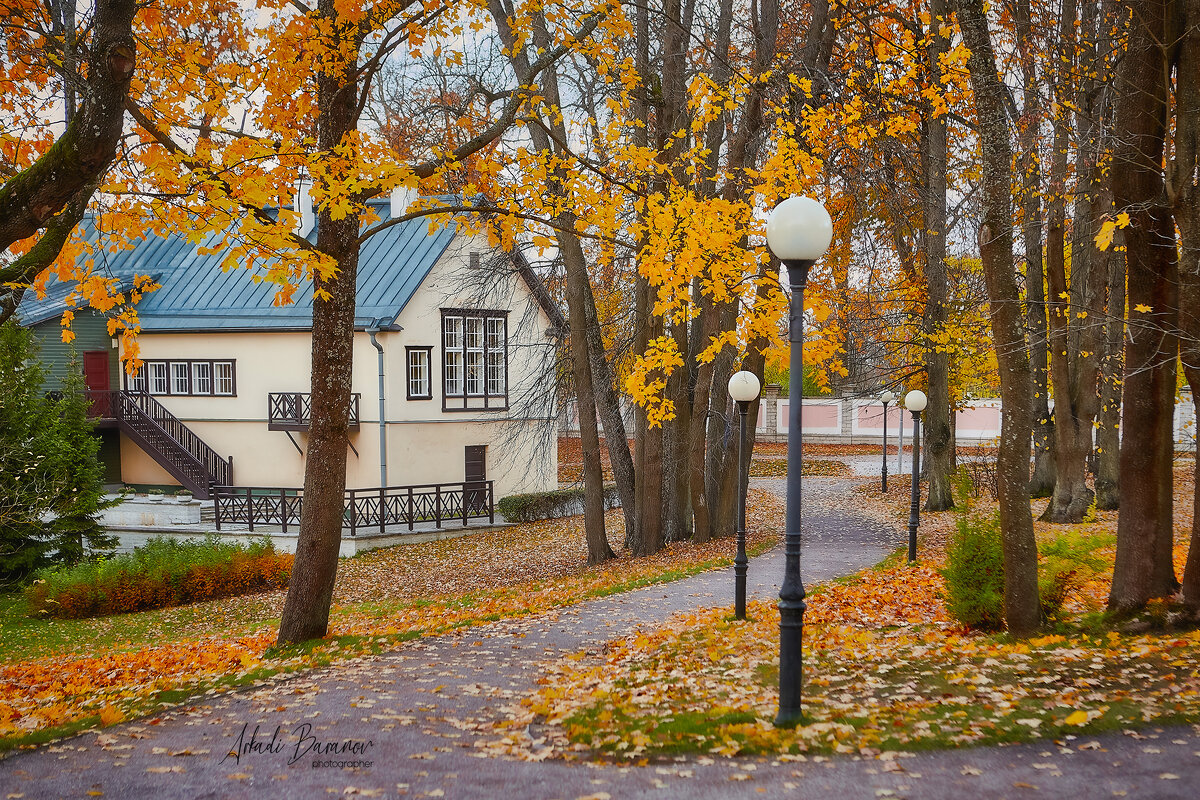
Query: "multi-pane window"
442 310 507 410
407 347 432 399
148 361 168 394
128 360 236 396
486 318 505 395
444 317 463 397
464 317 484 396
171 362 190 395
214 362 234 395
192 362 212 395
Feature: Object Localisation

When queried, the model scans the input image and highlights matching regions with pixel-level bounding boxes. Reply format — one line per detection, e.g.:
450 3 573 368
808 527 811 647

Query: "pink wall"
778 400 840 432
856 404 904 431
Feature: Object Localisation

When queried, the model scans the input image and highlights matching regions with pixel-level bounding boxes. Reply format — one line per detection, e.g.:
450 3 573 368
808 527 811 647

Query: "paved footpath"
4 478 1200 799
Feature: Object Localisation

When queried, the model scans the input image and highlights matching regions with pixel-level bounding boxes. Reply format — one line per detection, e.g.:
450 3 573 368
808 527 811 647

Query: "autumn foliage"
25 538 292 619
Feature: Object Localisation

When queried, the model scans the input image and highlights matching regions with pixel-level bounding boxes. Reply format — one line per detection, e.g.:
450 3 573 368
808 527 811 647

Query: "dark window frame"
126 359 237 397
406 346 434 400
440 309 509 412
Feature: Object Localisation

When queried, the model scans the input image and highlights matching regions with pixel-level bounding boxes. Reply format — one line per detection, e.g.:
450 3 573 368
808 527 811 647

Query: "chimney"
296 181 315 237
390 185 415 218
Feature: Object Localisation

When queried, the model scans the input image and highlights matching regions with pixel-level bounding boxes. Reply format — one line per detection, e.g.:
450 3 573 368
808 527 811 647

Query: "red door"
82 350 110 417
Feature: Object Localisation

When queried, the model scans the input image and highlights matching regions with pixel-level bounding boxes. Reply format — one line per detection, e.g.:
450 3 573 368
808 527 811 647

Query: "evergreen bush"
0 322 116 586
497 485 621 523
941 472 1006 630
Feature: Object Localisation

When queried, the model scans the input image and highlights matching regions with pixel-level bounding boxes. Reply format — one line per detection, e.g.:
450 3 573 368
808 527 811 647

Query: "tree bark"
1012 0 1055 498
563 232 616 564
1042 0 1108 524
583 286 637 546
1095 245 1124 509
955 0 1041 637
1107 0 1180 614
277 1 362 644
1170 0 1200 612
921 0 954 512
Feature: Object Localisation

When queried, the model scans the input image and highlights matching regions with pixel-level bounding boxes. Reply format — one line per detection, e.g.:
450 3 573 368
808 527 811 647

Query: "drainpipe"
367 321 387 487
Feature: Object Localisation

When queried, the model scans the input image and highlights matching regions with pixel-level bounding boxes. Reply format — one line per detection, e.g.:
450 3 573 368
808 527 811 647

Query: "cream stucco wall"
118 231 559 497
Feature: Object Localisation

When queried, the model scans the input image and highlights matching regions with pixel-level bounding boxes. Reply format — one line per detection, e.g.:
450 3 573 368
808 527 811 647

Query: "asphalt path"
3 478 1198 799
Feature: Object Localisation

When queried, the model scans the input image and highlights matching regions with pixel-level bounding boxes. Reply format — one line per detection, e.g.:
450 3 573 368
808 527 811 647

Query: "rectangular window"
214 362 235 395
132 359 235 396
192 362 212 395
171 362 190 395
406 347 432 399
441 310 507 410
149 361 169 395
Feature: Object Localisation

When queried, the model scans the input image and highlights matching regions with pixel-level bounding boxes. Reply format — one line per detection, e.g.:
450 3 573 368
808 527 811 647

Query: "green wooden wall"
27 311 121 392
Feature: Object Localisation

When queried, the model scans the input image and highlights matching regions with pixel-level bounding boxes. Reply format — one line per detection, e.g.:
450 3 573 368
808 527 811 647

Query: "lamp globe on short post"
904 389 928 563
728 370 762 621
764 195 833 728
879 390 896 492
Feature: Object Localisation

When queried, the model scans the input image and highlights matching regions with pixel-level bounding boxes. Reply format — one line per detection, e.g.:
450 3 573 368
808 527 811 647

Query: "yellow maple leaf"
1134 303 1152 313
1064 709 1089 726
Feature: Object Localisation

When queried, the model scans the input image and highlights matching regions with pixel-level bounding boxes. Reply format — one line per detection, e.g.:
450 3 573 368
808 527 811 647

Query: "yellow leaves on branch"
1094 212 1131 251
624 335 684 428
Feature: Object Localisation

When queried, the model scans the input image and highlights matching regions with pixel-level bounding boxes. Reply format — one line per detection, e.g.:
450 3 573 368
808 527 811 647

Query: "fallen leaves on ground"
747 459 850 479
490 463 1200 760
0 490 784 746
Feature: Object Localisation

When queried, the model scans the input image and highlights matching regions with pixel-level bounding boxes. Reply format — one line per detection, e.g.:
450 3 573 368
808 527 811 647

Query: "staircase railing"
87 390 232 497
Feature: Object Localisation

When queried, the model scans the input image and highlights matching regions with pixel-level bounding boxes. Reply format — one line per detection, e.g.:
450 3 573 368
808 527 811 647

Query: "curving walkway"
2 478 1196 800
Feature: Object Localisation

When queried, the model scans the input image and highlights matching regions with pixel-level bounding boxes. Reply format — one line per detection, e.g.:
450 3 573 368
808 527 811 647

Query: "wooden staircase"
88 391 232 498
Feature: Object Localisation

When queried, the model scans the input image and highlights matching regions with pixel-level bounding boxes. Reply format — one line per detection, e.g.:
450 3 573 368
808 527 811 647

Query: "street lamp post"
728 370 762 621
765 195 833 728
904 389 927 563
879 390 896 492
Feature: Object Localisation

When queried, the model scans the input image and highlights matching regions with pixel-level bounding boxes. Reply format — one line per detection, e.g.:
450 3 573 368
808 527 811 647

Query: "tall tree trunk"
583 288 637 546
921 0 954 511
563 233 616 564
630 0 663 557
1012 0 1055 498
1170 0 1200 611
487 0 616 560
1108 0 1179 613
278 4 362 643
1042 0 1107 523
1093 0 1123 510
1095 245 1124 509
955 0 1041 637
687 299 721 543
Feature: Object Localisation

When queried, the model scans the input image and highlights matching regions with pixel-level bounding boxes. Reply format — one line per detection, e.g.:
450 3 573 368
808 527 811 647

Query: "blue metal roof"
17 200 457 331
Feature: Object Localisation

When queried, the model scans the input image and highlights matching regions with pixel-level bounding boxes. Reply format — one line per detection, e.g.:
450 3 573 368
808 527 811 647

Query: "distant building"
18 200 564 503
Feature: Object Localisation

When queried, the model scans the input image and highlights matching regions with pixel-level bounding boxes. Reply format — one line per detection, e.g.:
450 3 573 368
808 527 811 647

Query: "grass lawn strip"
0 489 784 750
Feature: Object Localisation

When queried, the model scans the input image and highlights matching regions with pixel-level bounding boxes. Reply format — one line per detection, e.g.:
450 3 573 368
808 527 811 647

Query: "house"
17 199 564 515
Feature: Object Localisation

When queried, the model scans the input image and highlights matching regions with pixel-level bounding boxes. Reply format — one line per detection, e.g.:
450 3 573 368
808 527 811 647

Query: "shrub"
25 536 292 619
497 486 621 523
0 323 117 587
1037 529 1115 619
942 472 1006 630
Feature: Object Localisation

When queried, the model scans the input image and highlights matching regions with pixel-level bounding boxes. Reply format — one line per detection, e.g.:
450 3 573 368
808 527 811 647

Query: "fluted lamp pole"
728 370 762 621
880 390 896 492
904 389 928 563
765 195 833 728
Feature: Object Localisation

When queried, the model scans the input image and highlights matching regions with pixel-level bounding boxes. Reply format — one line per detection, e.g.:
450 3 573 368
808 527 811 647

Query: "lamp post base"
775 595 807 728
